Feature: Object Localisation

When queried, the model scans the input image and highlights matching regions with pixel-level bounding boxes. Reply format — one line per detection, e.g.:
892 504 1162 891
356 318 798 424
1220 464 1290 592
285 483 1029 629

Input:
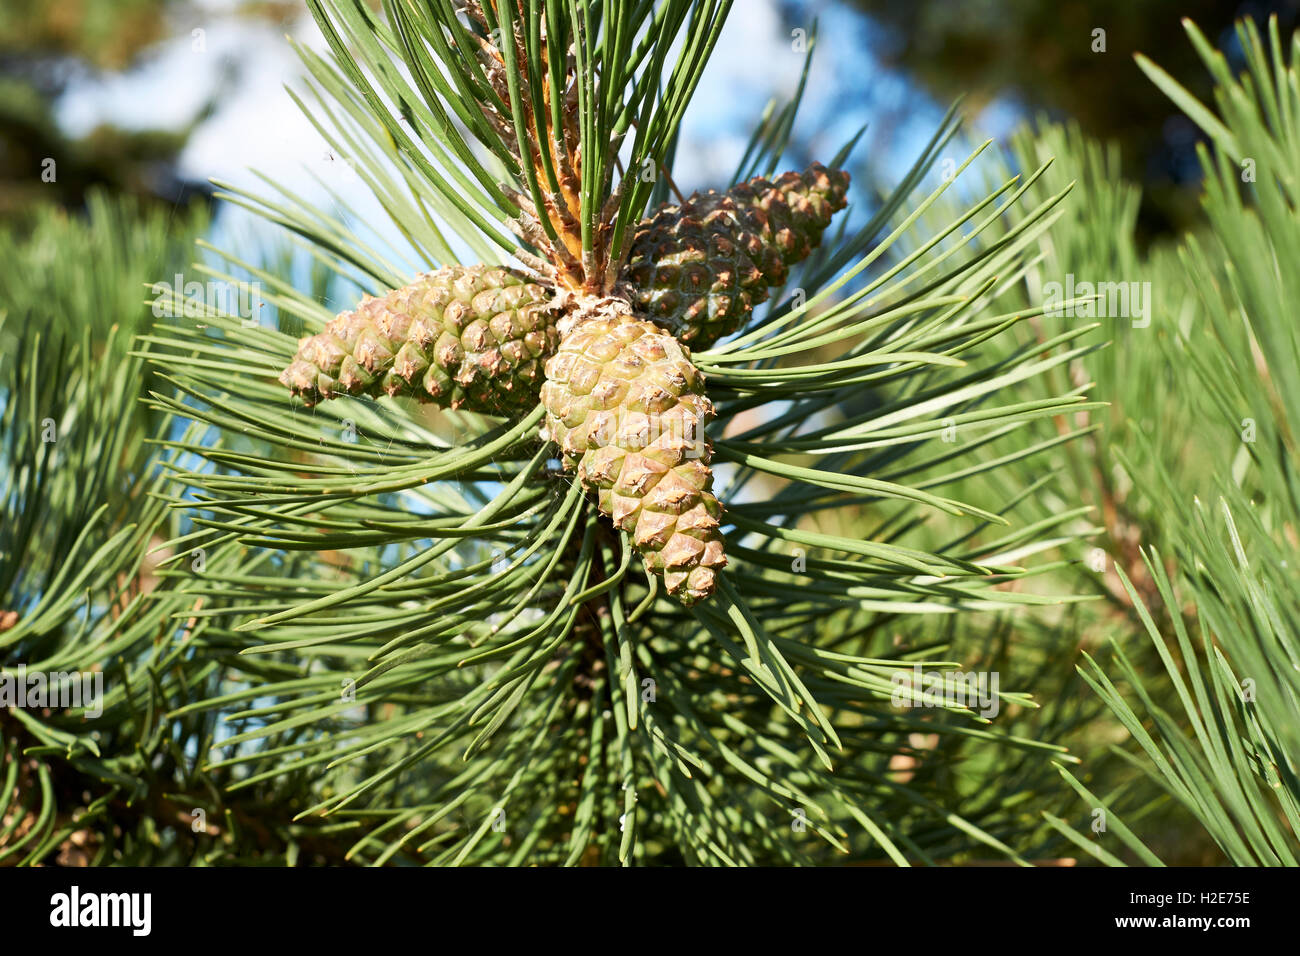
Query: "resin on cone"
540 303 726 604
624 163 850 349
281 265 561 416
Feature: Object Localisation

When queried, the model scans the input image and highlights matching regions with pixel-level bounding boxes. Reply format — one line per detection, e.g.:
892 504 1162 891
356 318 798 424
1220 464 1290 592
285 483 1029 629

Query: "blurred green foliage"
889 16 1300 865
852 0 1300 239
0 0 169 69
0 0 299 215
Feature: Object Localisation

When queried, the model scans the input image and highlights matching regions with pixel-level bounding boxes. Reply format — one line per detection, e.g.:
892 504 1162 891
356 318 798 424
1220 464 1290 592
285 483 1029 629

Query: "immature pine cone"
541 304 726 604
624 162 850 349
281 265 561 416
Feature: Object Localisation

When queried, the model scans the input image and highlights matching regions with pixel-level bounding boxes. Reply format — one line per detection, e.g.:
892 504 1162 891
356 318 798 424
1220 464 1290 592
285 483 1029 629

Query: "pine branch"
134 2 1105 865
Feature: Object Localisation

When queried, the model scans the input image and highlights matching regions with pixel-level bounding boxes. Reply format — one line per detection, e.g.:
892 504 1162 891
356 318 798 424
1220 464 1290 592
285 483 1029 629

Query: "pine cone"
280 265 561 416
541 304 726 604
624 162 850 349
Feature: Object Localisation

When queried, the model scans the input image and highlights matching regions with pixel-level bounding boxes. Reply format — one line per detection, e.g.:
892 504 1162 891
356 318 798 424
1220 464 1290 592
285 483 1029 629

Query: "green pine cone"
280 265 561 416
540 304 726 605
624 162 850 349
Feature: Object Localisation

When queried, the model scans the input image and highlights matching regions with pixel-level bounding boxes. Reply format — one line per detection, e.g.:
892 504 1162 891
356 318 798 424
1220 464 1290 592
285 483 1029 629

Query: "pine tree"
132 0 1100 865
6 5 1296 870
5 2 1139 867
